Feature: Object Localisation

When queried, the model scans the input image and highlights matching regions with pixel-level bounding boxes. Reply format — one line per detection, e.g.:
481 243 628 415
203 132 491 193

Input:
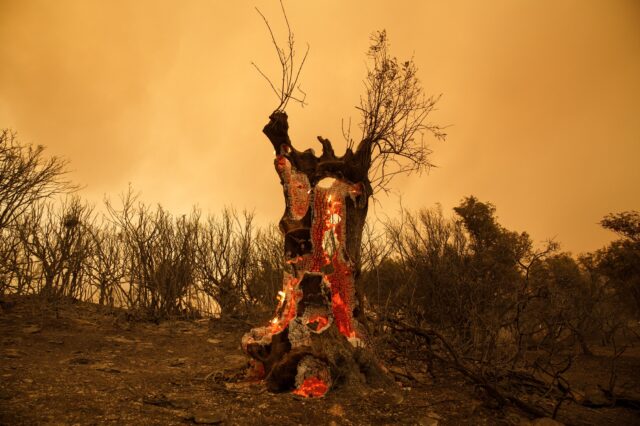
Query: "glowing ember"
243 146 369 397
276 156 310 220
300 180 361 339
307 314 329 331
292 376 329 398
270 275 300 334
261 178 361 340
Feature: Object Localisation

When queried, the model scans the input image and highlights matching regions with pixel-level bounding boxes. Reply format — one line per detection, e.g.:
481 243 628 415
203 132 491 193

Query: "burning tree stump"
242 111 395 397
242 21 443 396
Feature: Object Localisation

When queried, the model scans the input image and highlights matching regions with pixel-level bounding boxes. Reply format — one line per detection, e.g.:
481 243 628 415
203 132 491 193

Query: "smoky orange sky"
1 0 639 255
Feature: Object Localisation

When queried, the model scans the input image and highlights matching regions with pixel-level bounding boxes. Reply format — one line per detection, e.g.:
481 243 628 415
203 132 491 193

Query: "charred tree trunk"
242 111 394 397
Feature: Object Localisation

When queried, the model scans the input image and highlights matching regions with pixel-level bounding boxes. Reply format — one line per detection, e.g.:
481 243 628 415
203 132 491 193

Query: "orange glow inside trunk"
292 376 329 398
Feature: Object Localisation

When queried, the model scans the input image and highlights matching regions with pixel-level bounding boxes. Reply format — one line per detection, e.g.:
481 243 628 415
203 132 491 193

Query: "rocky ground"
1 295 638 425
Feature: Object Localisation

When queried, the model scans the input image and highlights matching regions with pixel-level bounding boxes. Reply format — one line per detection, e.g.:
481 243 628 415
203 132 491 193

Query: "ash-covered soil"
1 295 638 425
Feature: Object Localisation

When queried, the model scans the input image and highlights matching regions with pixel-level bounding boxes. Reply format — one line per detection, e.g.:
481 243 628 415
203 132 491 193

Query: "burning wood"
242 112 395 398
293 357 331 398
242 20 442 400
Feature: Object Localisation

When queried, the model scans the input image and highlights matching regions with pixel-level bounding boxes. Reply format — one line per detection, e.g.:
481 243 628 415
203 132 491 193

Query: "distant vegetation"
1 129 638 417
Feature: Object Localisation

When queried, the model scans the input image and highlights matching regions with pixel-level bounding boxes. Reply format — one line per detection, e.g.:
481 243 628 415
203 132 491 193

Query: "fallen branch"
385 317 552 419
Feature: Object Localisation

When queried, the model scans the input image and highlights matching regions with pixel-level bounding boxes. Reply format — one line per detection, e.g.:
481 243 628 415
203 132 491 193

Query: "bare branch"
253 1 309 111
0 129 75 231
354 31 446 193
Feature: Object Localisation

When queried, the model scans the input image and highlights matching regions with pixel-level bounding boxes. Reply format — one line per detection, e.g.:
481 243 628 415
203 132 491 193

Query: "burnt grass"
1 295 639 426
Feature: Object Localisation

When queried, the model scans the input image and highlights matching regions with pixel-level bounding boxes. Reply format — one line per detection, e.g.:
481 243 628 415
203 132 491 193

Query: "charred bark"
242 111 394 397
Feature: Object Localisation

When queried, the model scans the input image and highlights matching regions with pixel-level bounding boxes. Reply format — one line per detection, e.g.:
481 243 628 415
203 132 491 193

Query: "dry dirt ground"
1 295 638 426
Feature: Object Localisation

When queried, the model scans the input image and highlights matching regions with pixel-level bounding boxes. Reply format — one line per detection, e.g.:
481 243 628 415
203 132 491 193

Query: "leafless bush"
376 205 469 332
244 224 284 314
105 189 200 320
194 208 256 318
359 221 395 310
0 130 74 296
84 222 127 308
16 196 95 300
0 129 73 231
0 226 25 294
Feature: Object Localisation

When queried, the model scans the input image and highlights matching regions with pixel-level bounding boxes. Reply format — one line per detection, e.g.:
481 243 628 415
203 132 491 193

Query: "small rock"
143 393 173 408
94 362 122 373
3 349 23 358
328 403 344 417
73 318 97 327
168 398 192 409
525 418 564 426
581 385 611 407
384 389 404 405
389 366 407 376
169 357 188 367
425 411 442 420
397 376 412 386
22 378 34 384
68 356 93 365
410 371 431 383
48 340 64 345
106 336 137 344
22 325 42 334
206 338 222 344
418 418 438 426
191 411 224 424
505 414 525 424
143 393 191 409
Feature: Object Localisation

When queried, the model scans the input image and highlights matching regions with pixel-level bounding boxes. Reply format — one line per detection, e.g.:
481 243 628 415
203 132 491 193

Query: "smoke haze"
1 0 639 254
